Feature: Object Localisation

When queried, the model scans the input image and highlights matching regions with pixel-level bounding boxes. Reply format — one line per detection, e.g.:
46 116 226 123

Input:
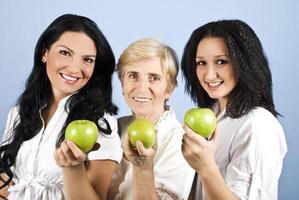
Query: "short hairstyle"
116 38 179 93
181 19 278 118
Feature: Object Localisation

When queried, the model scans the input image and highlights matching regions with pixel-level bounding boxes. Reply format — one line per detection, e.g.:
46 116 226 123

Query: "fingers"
66 140 86 162
183 124 207 144
54 140 86 167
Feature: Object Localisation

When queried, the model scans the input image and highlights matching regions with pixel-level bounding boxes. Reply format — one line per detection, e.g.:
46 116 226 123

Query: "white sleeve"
87 113 123 163
225 113 287 200
1 107 19 145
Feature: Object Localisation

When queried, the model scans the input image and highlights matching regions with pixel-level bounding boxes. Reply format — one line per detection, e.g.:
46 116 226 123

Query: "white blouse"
190 107 287 200
108 108 195 200
1 95 123 200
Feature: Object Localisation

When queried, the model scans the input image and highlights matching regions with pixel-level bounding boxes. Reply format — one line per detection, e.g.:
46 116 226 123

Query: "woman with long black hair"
181 19 287 200
0 14 122 200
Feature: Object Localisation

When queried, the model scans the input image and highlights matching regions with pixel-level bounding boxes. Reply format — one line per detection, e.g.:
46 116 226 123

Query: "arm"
182 125 239 200
54 140 117 200
0 173 14 200
122 134 160 200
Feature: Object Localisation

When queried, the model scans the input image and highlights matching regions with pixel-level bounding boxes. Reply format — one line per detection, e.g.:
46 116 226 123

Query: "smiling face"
121 57 170 122
196 37 237 109
42 31 96 100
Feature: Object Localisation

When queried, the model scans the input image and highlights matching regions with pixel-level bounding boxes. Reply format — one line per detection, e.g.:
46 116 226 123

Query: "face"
121 57 171 122
42 31 96 100
196 37 237 108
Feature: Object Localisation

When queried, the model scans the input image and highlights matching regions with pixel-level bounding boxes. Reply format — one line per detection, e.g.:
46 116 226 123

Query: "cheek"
84 66 95 79
122 82 133 95
196 70 205 85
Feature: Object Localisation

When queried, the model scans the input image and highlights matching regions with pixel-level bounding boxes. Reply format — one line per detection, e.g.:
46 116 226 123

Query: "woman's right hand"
53 140 87 168
122 133 157 169
181 124 219 173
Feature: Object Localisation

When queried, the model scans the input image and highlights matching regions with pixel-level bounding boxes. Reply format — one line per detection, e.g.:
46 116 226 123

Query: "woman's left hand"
181 124 218 173
54 140 86 167
122 133 157 169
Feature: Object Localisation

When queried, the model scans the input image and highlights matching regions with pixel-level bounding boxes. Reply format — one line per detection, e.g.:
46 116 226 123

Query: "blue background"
0 1 298 199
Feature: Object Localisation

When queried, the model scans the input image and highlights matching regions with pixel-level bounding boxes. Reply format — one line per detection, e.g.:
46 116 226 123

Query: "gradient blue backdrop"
0 1 298 199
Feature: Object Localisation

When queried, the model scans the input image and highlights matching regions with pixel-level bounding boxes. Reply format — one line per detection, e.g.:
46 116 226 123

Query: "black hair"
0 14 117 190
181 19 279 118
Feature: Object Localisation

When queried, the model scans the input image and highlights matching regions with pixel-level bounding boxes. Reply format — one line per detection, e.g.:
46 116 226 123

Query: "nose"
69 56 83 73
136 77 149 92
205 65 218 80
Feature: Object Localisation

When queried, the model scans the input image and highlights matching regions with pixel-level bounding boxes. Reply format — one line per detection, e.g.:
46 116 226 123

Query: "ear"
41 50 48 63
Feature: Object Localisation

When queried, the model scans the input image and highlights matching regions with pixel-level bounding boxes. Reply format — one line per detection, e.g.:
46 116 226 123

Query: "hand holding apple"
65 120 99 153
127 118 156 149
184 108 217 138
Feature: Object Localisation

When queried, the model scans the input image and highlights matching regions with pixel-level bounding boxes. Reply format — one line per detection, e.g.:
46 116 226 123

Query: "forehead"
123 57 164 75
52 31 96 54
196 37 228 56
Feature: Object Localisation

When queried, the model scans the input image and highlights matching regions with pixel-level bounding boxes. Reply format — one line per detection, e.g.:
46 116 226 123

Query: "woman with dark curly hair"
181 19 287 200
0 14 122 199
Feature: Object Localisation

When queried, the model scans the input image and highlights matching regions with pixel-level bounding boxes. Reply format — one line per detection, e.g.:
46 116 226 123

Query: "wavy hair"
181 19 279 118
0 14 117 190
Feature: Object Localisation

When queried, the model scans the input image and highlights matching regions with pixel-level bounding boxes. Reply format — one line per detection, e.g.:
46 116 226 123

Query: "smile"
132 97 152 102
60 73 80 84
206 81 223 89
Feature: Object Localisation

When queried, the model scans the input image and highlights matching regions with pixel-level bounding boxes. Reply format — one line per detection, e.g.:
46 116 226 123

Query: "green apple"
65 120 99 153
184 108 217 138
127 118 156 149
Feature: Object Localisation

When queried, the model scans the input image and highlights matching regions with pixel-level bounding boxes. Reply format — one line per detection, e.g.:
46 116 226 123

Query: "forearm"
132 165 160 200
199 163 239 200
0 173 12 199
62 164 102 200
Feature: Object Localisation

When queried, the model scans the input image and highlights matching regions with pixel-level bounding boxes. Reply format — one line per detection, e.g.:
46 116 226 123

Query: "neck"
133 107 165 124
217 98 227 116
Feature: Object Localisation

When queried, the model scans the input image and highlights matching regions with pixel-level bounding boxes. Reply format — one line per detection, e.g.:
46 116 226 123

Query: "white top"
108 108 195 200
1 95 123 200
190 106 287 200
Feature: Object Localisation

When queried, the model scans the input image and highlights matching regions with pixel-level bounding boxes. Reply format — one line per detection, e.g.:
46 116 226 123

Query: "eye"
84 57 95 64
196 60 206 66
128 73 138 80
216 59 228 65
59 50 71 56
149 74 161 82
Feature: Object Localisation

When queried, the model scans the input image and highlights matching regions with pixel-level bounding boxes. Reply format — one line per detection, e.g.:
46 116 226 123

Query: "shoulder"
232 107 287 153
117 115 133 137
117 115 132 127
238 107 283 135
1 106 19 144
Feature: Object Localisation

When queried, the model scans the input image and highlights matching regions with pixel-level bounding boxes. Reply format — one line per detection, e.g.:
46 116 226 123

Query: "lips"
60 73 80 84
132 97 152 103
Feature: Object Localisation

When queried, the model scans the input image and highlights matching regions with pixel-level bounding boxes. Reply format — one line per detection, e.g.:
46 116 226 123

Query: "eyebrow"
58 45 96 57
148 73 163 78
126 71 163 78
196 54 229 59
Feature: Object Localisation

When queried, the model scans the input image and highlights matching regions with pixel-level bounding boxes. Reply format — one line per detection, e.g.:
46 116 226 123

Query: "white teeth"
208 82 221 87
133 97 151 102
61 74 78 81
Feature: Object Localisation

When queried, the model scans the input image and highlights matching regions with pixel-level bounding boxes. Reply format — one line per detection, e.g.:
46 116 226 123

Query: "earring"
164 98 170 110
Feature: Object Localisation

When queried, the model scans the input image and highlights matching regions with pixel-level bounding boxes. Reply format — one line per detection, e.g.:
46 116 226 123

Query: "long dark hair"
0 14 117 190
181 19 279 118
